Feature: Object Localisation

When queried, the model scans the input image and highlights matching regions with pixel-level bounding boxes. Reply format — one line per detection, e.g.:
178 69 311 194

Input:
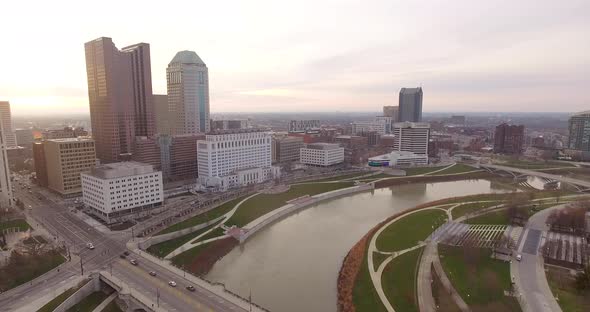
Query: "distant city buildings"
42 126 88 140
0 101 17 148
300 143 344 167
210 119 251 131
449 115 466 125
289 120 321 133
392 122 430 155
85 37 155 163
0 113 13 208
167 51 210 135
383 106 399 121
494 123 524 154
352 121 387 135
35 138 97 196
368 151 428 167
567 111 590 151
398 87 423 122
81 162 163 224
15 128 34 148
272 136 304 164
197 129 279 190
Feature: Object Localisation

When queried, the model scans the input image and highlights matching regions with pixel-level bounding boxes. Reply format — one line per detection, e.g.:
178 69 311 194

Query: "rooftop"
393 121 431 128
305 143 342 150
207 128 270 135
46 137 94 143
169 50 205 65
400 87 422 94
86 161 156 179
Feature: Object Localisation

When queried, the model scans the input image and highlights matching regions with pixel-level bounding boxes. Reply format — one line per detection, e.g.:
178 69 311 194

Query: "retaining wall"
240 183 374 242
138 215 225 250
53 275 100 312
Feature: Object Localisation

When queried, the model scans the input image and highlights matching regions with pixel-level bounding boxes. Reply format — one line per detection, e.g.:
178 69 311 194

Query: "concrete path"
431 244 470 312
416 242 437 312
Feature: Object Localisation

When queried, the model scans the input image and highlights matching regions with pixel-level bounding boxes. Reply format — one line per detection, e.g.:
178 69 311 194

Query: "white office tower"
300 143 345 167
0 101 17 148
0 114 13 209
167 51 210 134
81 161 163 224
352 120 387 135
197 129 280 191
392 122 430 155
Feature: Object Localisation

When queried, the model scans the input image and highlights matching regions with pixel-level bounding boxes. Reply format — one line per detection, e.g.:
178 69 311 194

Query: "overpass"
479 163 590 192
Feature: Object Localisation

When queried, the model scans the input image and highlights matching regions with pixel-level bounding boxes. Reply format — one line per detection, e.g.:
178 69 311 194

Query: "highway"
0 180 248 312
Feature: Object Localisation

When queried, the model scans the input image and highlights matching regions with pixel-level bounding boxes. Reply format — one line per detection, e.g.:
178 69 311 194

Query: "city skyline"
2 0 589 117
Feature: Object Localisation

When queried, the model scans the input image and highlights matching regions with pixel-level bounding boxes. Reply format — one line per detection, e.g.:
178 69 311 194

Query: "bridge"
479 163 590 192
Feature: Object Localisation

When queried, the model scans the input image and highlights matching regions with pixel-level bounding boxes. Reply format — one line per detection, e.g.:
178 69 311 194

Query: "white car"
86 243 95 250
516 254 522 261
168 281 177 287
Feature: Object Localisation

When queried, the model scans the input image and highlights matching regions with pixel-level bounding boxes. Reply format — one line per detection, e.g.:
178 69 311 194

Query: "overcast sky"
1 0 589 116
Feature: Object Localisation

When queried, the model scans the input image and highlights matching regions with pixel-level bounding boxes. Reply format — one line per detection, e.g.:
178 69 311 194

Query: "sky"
1 0 589 116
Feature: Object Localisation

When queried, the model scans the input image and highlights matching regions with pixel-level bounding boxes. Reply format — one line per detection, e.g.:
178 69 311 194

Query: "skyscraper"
0 113 13 208
0 101 17 148
84 37 154 163
167 51 210 135
392 122 430 155
494 123 524 154
153 94 170 135
567 111 590 151
398 87 423 122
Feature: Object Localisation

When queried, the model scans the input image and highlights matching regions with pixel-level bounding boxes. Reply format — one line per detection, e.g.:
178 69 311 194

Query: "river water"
206 179 517 312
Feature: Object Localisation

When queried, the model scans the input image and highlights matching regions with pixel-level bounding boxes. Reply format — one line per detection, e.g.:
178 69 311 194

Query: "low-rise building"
43 138 97 196
300 143 344 167
81 162 163 224
42 126 88 140
352 121 387 135
272 136 304 164
368 151 428 167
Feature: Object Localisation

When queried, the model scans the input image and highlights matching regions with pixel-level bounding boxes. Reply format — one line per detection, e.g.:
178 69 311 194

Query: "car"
86 243 95 250
168 281 177 287
129 259 138 265
123 251 130 256
149 271 157 276
119 254 126 259
516 254 522 261
186 285 196 292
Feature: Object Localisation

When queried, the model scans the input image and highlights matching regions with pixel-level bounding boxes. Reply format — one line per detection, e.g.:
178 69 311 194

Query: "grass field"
405 166 449 176
465 210 510 225
381 247 423 312
147 221 221 258
66 291 109 312
0 250 65 291
376 209 447 252
438 245 520 311
0 219 31 232
372 252 390 270
501 159 575 170
102 300 123 312
225 182 353 227
193 227 225 243
170 241 212 268
157 196 246 235
432 164 478 175
353 247 387 312
451 201 500 219
546 266 590 312
310 172 367 182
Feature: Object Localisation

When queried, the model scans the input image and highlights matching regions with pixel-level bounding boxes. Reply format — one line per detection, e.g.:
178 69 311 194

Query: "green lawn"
193 227 225 243
546 266 590 312
147 221 221 258
0 250 65 291
101 300 123 312
376 209 447 252
353 247 386 311
432 164 478 175
405 166 449 176
372 252 390 270
501 159 574 170
310 172 367 182
0 219 31 232
451 201 500 219
225 182 353 227
438 245 520 311
66 291 109 312
381 247 424 312
465 210 510 225
170 241 212 268
157 196 246 235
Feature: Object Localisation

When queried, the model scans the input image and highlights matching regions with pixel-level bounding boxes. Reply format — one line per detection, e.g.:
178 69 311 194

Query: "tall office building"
392 122 430 155
567 111 590 151
167 51 210 135
398 87 423 122
0 101 17 148
15 128 34 148
85 37 154 163
383 106 399 121
153 94 170 135
494 123 524 154
0 114 13 208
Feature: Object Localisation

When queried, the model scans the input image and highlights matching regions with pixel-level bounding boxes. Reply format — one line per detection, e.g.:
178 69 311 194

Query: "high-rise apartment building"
0 114 13 208
398 87 423 122
392 122 430 155
494 123 524 154
567 111 590 151
0 101 17 148
167 51 210 134
43 138 97 196
197 129 278 190
33 141 48 187
85 37 154 163
153 94 170 135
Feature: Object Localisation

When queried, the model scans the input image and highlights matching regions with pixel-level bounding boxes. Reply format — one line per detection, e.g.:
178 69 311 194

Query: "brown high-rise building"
85 37 154 163
494 123 524 154
33 141 48 187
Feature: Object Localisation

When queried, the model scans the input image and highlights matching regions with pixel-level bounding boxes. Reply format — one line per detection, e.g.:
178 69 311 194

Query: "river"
205 179 518 312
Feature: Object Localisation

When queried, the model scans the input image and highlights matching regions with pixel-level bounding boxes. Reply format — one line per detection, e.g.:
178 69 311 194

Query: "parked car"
168 281 177 287
186 285 195 292
86 243 95 250
149 271 157 276
516 254 522 261
130 259 138 265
